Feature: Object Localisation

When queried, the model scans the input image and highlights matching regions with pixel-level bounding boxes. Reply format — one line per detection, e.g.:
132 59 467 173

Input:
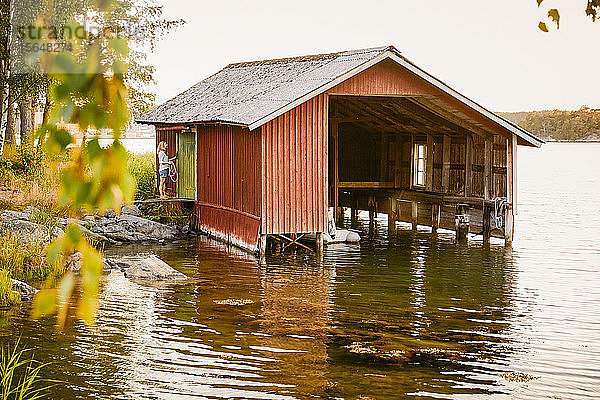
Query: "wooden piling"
316 232 324 254
432 204 440 233
351 208 359 226
258 234 267 255
455 204 470 243
505 205 514 245
411 201 418 231
483 203 491 245
387 199 396 235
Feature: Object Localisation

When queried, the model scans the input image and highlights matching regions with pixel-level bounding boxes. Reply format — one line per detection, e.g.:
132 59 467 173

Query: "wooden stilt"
411 201 418 231
432 204 440 233
316 232 324 254
483 203 492 245
388 198 397 235
505 205 514 246
258 234 267 255
351 207 359 226
455 204 470 243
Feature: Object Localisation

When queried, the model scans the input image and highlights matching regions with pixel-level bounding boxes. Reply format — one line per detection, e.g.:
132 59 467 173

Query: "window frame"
412 141 427 189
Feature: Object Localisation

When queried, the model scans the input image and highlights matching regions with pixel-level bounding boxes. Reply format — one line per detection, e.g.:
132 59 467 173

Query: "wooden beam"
394 136 403 187
442 135 451 193
332 120 341 224
484 137 493 199
465 134 473 197
505 135 516 244
338 181 396 189
379 132 387 182
395 98 474 137
426 134 434 191
408 97 494 139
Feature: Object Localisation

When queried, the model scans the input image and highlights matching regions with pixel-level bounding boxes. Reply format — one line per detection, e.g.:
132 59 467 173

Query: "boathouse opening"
328 94 511 239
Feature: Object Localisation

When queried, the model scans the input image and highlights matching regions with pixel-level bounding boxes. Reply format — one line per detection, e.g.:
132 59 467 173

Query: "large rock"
90 214 178 243
66 251 114 275
105 255 187 281
0 210 64 244
122 205 142 217
10 279 38 301
55 218 117 245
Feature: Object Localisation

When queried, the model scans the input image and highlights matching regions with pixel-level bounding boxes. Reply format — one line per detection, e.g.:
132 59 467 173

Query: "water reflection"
1 230 523 399
4 142 600 400
320 221 520 399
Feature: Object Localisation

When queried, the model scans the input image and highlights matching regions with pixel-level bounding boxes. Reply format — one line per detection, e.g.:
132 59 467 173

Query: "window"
413 143 427 188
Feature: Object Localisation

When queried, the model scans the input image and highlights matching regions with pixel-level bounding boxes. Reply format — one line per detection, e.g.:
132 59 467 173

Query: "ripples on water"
2 143 600 399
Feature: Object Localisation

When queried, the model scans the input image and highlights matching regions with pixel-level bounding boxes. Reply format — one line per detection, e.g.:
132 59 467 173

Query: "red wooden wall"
327 58 435 96
261 94 329 235
192 125 262 249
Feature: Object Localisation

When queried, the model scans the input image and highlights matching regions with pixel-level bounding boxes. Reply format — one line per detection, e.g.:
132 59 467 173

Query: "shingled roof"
138 45 543 147
137 46 389 127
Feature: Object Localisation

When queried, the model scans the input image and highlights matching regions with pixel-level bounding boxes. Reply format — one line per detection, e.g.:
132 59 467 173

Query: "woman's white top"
158 151 170 171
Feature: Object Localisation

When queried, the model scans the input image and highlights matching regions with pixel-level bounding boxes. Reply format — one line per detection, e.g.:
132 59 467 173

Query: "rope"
168 161 178 183
493 197 507 229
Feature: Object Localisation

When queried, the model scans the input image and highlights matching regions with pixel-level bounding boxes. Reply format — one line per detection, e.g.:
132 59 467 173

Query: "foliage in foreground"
128 152 156 200
0 339 55 400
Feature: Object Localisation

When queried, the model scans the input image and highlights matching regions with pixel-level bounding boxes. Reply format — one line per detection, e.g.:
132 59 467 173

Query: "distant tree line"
499 107 600 142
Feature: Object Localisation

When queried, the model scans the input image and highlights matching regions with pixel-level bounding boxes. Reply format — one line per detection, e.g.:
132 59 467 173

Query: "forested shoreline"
499 107 600 142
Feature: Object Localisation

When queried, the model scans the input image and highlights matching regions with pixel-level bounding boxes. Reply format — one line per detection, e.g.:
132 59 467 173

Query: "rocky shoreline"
1 205 191 302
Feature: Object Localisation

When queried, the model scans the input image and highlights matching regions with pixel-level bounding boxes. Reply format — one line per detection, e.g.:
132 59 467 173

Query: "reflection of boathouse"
137 46 542 252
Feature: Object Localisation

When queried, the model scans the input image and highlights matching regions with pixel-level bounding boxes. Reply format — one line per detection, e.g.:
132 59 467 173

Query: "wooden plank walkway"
128 198 195 205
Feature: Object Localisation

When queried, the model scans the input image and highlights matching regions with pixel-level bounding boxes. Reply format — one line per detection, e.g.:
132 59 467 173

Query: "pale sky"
147 0 600 112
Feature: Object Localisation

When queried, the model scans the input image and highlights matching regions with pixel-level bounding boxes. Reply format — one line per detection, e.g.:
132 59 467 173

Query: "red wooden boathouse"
137 46 542 252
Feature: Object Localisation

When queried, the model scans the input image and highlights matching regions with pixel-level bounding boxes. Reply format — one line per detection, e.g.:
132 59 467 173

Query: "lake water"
2 143 600 399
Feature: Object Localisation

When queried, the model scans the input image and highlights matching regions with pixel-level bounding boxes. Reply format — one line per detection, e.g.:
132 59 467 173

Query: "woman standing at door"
157 141 174 199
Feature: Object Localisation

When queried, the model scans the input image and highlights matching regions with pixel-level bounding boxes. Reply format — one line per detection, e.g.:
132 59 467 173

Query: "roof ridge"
225 45 394 69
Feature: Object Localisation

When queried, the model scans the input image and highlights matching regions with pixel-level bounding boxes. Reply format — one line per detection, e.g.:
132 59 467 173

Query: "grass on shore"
0 338 56 399
0 144 157 306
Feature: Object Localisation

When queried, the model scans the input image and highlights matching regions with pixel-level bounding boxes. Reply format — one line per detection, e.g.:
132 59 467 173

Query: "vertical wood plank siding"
192 125 262 249
327 59 435 96
155 126 180 195
261 94 328 234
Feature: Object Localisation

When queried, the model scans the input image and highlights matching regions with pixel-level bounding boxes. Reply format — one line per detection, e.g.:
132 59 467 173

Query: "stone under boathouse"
137 45 542 253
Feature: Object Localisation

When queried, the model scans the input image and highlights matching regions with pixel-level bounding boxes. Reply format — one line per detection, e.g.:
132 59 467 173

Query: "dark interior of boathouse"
328 95 509 239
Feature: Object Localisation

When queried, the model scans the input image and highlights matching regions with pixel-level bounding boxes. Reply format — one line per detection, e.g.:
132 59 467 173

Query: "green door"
176 131 196 199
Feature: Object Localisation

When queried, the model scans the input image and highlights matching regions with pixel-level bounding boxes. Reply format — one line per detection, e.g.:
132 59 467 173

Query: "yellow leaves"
31 289 58 320
548 9 560 28
30 2 133 331
33 225 106 330
537 2 562 32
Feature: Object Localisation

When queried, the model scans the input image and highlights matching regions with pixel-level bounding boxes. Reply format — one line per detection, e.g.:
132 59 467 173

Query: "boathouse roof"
137 45 542 147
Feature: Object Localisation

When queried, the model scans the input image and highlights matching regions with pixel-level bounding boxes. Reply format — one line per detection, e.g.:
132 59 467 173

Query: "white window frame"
412 142 427 188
